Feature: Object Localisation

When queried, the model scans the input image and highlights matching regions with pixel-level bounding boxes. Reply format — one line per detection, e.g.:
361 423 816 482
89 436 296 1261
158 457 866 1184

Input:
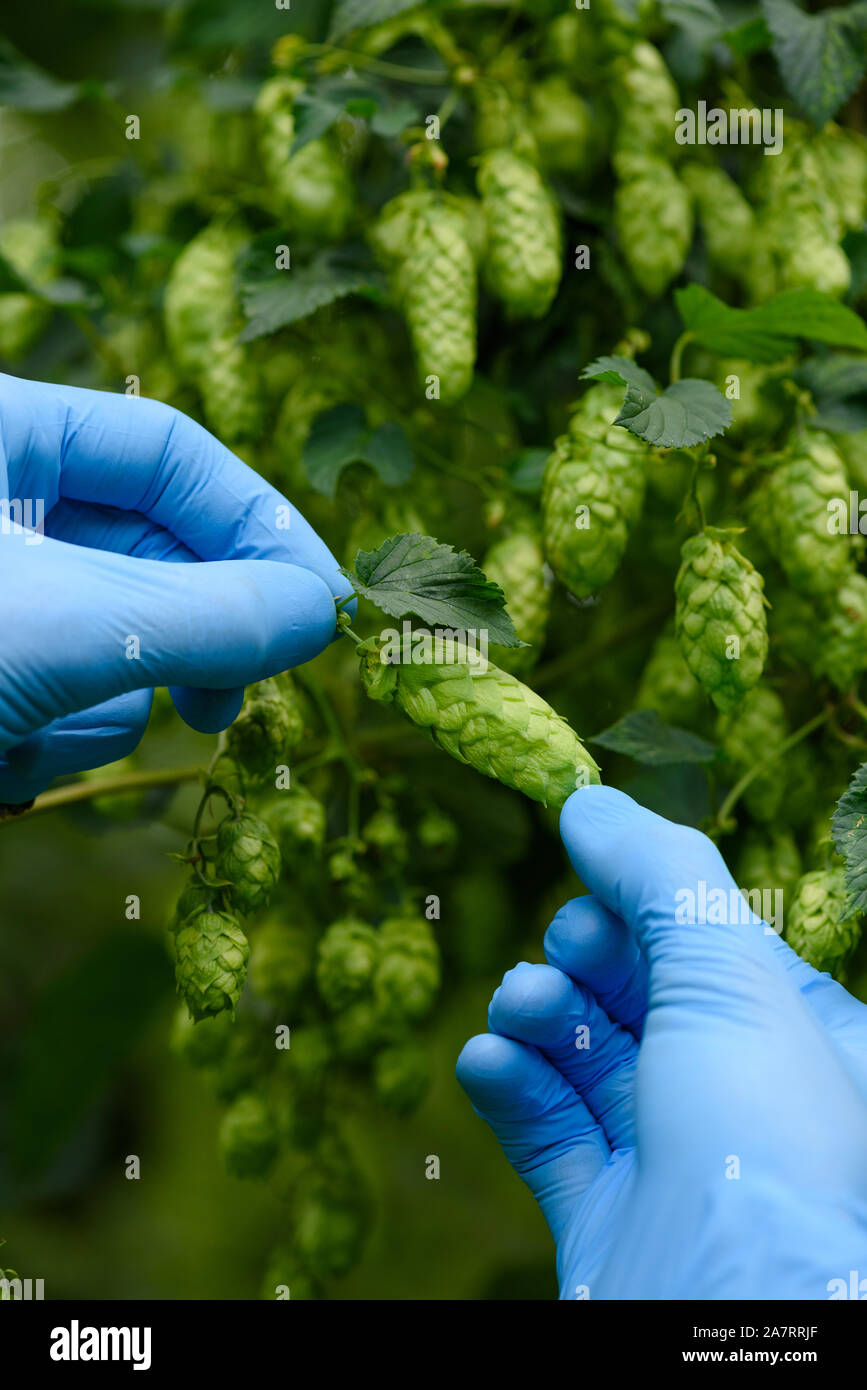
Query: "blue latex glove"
0 375 354 803
458 785 867 1299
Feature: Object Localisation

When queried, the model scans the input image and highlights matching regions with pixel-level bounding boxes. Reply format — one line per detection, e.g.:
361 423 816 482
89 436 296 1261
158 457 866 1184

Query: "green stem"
669 331 693 385
308 44 448 84
0 765 202 827
715 710 830 831
848 694 867 725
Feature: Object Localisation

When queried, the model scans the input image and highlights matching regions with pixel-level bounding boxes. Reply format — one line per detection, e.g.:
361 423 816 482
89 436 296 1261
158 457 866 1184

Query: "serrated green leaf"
303 404 369 499
676 284 867 362
617 378 732 448
0 39 82 112
328 0 424 43
762 0 867 127
591 710 717 766
349 533 521 646
239 256 384 341
723 15 772 56
582 355 658 397
796 353 867 432
831 763 867 915
302 407 415 498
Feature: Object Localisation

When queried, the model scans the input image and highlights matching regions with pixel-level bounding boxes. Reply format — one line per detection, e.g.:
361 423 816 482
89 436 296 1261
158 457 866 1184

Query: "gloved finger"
47 499 243 729
1 376 355 611
544 895 649 1038
488 962 638 1149
0 757 46 807
456 1033 610 1243
763 929 867 1092
46 497 196 561
0 528 337 749
3 690 152 791
559 786 785 990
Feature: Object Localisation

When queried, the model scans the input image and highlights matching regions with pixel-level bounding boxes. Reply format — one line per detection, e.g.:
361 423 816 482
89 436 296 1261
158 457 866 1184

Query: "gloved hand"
0 375 354 803
457 786 867 1299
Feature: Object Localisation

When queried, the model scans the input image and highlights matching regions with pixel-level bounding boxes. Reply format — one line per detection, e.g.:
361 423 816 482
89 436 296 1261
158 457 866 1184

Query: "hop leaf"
175 909 251 1021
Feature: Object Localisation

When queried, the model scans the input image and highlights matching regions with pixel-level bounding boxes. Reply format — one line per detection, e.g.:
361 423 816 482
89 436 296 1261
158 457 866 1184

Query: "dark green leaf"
507 447 549 494
302 405 370 498
583 352 730 447
762 0 867 127
832 763 867 915
329 0 424 42
676 283 867 362
239 255 385 341
796 353 867 432
724 15 773 56
360 422 415 487
0 40 82 112
349 533 521 645
581 355 658 397
591 709 717 766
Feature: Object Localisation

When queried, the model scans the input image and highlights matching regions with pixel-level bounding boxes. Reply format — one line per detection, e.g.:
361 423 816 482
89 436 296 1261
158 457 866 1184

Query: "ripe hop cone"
356 635 599 809
636 623 706 729
175 909 250 1021
482 520 551 675
785 868 861 979
766 434 855 597
215 813 282 916
0 218 58 361
374 916 441 1023
542 383 646 599
736 828 802 906
614 152 692 298
477 148 562 318
674 528 768 714
614 42 680 158
255 76 354 241
219 1092 279 1179
163 222 246 377
316 918 379 1012
226 675 305 785
716 685 788 823
399 196 477 404
814 573 867 692
262 787 326 861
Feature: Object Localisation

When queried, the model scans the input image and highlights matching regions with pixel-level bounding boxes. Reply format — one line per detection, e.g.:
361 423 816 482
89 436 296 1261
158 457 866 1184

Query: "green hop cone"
682 164 756 282
785 868 861 979
214 1021 270 1102
814 124 867 232
175 909 250 1021
477 149 562 318
528 75 595 178
674 528 768 714
766 434 855 597
215 813 282 916
716 685 788 823
294 1191 367 1280
255 76 354 241
260 1246 320 1301
316 918 379 1012
169 1004 233 1068
362 805 409 864
0 218 58 360
542 384 646 599
814 573 867 692
163 221 263 441
614 153 692 298
483 520 551 675
249 917 314 1008
373 1038 432 1114
736 828 802 906
399 196 477 404
262 788 326 861
219 1092 279 1179
208 753 246 802
374 916 441 1023
614 42 680 158
226 676 305 785
331 998 387 1063
636 623 707 729
171 877 216 932
417 807 459 856
357 635 600 810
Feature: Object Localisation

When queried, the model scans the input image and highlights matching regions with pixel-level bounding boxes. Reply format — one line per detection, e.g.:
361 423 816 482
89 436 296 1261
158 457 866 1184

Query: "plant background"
1 0 867 1300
